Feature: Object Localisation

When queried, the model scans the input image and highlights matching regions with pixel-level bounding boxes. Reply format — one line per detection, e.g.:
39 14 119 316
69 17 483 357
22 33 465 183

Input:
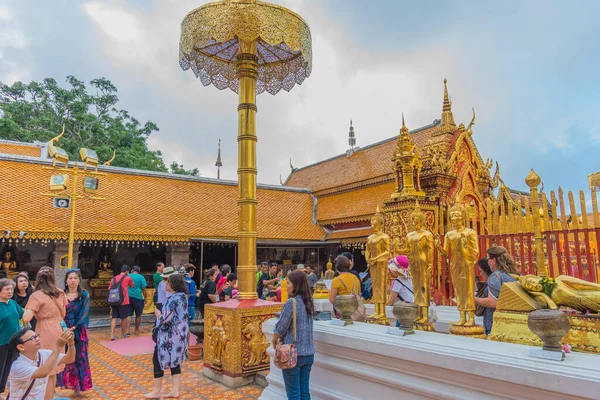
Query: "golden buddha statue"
1 251 17 273
512 274 600 313
365 207 390 324
97 255 113 279
313 278 330 299
404 204 434 324
436 203 479 327
324 258 335 280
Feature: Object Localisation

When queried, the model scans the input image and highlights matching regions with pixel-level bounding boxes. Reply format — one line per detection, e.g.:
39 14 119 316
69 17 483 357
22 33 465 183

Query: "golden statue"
436 203 479 327
324 258 335 280
1 251 17 272
211 318 227 367
513 274 600 313
97 255 113 279
404 204 434 324
365 207 391 324
242 320 269 367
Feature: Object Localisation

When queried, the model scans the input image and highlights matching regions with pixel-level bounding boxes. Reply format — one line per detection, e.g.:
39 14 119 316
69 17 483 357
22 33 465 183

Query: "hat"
395 255 409 268
161 266 176 278
296 264 305 270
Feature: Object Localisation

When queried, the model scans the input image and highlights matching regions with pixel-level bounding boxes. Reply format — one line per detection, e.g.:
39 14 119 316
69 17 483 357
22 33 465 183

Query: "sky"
1 0 599 206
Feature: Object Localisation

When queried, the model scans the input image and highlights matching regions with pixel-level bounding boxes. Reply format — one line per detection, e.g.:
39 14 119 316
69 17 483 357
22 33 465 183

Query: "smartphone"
60 321 68 332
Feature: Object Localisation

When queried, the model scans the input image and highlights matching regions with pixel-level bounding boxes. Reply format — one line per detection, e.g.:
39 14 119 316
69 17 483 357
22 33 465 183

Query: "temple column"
166 243 190 266
52 241 80 286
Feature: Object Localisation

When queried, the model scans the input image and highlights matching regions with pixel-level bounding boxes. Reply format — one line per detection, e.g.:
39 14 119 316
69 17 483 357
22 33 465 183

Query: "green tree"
0 76 196 175
169 161 199 176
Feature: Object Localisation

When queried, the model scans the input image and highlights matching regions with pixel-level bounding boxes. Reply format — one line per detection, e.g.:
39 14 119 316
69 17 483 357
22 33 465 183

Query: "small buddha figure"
404 205 434 324
365 207 391 324
211 318 227 366
97 255 113 279
324 258 335 280
436 203 479 327
1 251 17 273
513 274 600 313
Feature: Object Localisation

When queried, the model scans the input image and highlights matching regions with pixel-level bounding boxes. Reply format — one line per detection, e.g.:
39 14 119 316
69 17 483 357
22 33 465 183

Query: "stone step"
255 370 269 388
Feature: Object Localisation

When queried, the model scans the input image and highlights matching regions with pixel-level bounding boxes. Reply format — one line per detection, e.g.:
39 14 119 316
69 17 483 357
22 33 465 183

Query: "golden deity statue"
97 255 113 279
436 203 480 330
212 318 227 367
324 258 335 280
403 204 434 325
365 207 391 324
1 251 17 273
513 274 600 313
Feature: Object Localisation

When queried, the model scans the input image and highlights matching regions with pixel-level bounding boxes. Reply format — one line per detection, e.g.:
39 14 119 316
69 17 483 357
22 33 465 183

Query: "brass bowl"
392 301 419 335
334 294 358 325
528 309 570 352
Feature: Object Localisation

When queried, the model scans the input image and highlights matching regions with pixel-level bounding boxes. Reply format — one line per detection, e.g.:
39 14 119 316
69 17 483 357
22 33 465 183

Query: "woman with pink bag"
272 270 316 400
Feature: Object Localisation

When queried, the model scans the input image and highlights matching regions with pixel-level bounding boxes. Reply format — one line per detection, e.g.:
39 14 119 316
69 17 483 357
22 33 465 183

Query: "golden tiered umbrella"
179 0 312 299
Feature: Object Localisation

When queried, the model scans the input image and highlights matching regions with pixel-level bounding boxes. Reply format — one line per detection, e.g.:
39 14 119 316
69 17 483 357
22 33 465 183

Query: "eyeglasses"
21 333 40 344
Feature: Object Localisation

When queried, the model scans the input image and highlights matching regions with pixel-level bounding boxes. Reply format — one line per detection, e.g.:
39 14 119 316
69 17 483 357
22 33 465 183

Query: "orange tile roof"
316 181 396 223
0 141 41 157
327 227 373 240
0 159 325 242
285 122 440 192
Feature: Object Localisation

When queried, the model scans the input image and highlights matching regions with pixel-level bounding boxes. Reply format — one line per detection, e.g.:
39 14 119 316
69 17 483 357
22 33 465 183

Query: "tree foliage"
0 76 196 175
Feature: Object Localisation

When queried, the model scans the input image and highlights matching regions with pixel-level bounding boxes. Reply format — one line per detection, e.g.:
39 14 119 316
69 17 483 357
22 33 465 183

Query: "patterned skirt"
62 327 93 392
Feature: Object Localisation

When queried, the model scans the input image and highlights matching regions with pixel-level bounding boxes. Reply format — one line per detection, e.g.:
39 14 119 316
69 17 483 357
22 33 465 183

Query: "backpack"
107 274 127 307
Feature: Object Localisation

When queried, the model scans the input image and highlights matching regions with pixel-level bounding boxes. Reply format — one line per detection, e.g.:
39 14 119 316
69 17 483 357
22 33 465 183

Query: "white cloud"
0 4 29 82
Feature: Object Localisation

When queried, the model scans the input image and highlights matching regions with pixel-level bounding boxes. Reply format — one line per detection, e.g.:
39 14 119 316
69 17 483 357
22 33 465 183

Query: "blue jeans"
281 354 314 400
188 306 196 328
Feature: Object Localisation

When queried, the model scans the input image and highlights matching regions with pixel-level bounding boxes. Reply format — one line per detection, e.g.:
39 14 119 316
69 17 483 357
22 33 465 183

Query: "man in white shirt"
8 328 75 400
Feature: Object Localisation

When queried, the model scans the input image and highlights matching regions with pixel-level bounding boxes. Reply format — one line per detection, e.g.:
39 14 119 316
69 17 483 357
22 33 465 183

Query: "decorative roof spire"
215 139 223 179
436 78 457 135
348 120 356 150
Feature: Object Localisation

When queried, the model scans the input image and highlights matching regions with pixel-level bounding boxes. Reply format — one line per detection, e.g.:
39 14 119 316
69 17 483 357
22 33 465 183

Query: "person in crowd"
212 263 222 285
107 265 134 340
156 266 176 313
63 269 92 397
361 272 372 300
257 263 279 299
22 266 68 400
474 246 520 335
218 273 238 302
0 278 24 396
275 268 285 302
196 268 218 317
256 262 269 286
329 256 362 305
144 274 189 399
8 329 75 400
184 264 197 327
216 264 231 293
128 265 147 336
305 266 318 291
336 252 363 293
12 272 36 330
273 271 316 400
153 262 165 306
265 291 278 302
475 258 493 333
388 255 414 305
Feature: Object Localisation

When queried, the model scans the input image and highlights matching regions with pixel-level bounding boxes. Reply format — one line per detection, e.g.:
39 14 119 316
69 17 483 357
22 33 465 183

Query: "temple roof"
0 139 43 157
317 181 396 224
285 121 441 193
0 157 325 243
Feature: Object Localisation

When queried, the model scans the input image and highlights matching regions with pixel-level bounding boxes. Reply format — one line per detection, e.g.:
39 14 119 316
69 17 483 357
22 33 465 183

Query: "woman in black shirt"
12 272 35 330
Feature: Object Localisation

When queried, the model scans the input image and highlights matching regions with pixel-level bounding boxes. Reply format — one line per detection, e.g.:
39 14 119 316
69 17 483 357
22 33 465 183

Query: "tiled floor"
47 326 263 399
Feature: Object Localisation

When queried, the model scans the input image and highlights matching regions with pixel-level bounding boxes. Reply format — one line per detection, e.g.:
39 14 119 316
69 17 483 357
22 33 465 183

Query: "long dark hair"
35 266 61 298
477 259 492 278
287 270 315 316
64 270 83 298
12 273 32 299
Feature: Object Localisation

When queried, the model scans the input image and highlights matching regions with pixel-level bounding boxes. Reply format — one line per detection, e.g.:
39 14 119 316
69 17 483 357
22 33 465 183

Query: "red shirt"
108 273 134 305
216 276 227 293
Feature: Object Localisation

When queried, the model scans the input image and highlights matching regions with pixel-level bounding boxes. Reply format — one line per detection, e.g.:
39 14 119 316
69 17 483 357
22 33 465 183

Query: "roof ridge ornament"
435 78 457 136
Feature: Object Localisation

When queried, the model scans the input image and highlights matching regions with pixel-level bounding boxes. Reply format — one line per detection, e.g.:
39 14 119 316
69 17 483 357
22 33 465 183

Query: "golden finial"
466 107 476 136
279 174 283 185
290 158 294 170
103 149 116 166
215 139 223 179
47 125 69 166
436 78 456 135
443 78 451 112
525 169 541 188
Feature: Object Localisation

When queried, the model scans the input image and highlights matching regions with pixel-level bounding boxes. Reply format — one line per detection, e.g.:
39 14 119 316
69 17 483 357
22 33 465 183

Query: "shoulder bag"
274 298 298 370
337 275 366 322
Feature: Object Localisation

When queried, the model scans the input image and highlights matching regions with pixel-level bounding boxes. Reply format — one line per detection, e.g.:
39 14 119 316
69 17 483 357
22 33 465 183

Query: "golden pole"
580 190 589 229
67 164 78 269
591 188 600 228
236 39 259 300
526 169 548 277
558 187 568 230
550 190 559 231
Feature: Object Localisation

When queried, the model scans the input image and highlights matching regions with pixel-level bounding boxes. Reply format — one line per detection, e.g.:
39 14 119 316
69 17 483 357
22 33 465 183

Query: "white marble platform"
364 303 483 332
260 318 600 400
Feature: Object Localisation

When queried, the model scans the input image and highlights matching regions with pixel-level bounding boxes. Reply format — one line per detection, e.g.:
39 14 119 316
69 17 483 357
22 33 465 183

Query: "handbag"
152 309 173 343
475 282 487 317
274 298 298 370
337 275 366 322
